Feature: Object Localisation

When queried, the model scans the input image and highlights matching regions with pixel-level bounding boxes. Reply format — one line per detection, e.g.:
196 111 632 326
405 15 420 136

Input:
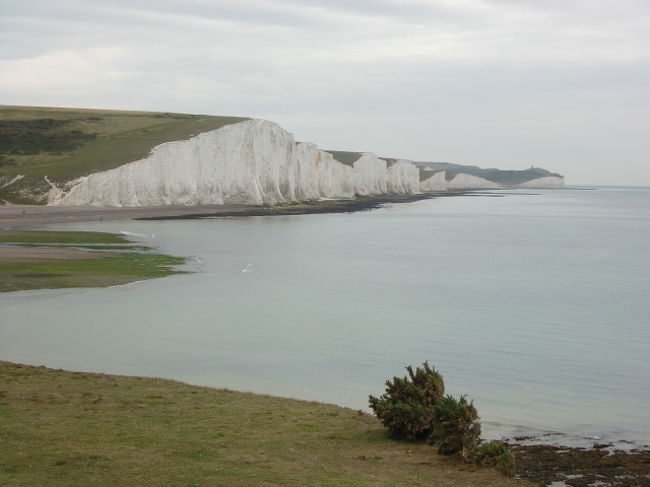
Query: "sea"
1 186 649 450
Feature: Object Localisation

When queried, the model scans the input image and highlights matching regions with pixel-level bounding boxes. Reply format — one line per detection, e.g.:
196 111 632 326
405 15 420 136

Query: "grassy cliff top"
418 166 444 182
0 105 247 203
0 361 531 487
324 150 363 166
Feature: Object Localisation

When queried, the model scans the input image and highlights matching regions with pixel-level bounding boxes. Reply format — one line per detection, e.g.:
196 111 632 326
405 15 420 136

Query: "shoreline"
0 229 186 292
6 189 647 485
134 191 484 220
0 190 512 229
0 360 533 487
1 360 647 487
0 191 485 292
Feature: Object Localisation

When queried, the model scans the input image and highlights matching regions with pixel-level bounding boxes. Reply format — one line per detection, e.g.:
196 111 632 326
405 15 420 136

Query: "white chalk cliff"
50 120 422 206
516 176 565 189
447 173 503 189
419 170 447 192
47 118 564 207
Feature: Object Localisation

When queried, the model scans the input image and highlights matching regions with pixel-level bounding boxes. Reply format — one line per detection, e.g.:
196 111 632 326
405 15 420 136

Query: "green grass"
0 105 248 203
0 253 186 292
0 362 529 487
418 167 443 182
0 230 186 292
0 230 131 244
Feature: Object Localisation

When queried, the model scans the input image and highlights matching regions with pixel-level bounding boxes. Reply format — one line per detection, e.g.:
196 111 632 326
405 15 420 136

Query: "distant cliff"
0 106 564 206
414 161 564 189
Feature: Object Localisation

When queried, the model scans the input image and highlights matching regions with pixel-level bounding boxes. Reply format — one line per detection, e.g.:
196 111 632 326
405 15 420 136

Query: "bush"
368 362 445 441
475 440 515 476
432 395 481 459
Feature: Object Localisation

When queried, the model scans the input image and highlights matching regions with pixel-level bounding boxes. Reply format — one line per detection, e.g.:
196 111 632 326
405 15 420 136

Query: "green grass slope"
0 106 248 204
325 150 363 166
0 362 531 487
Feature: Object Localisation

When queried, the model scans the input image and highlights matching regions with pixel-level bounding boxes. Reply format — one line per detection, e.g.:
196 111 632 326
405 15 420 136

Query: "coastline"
2 360 648 487
0 190 512 229
134 191 483 220
0 192 481 292
0 360 533 487
4 189 648 485
0 230 186 292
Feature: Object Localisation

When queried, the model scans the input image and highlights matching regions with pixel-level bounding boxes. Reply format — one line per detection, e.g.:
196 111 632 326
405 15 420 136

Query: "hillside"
0 106 247 203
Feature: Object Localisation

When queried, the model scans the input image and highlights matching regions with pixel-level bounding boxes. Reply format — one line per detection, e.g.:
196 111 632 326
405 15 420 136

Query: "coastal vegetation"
369 363 513 475
0 361 532 487
0 230 185 292
368 362 445 441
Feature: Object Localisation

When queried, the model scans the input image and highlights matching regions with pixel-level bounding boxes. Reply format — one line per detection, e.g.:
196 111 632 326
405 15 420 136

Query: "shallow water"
1 187 649 448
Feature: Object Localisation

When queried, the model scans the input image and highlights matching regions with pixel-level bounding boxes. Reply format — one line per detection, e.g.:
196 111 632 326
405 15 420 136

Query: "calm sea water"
1 187 649 449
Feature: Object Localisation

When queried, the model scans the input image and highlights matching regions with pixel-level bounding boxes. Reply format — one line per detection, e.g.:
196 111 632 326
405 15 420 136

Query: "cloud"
0 0 649 184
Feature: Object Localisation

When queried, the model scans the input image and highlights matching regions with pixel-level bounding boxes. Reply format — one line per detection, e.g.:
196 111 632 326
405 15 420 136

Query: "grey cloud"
1 0 649 185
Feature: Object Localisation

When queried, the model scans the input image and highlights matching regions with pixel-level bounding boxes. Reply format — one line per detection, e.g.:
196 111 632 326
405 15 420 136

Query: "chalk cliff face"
419 171 447 192
47 118 564 207
516 176 565 189
50 120 423 207
387 160 421 194
447 173 502 189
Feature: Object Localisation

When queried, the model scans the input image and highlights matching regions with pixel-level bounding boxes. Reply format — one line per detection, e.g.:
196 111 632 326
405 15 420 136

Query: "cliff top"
324 149 362 166
0 105 247 203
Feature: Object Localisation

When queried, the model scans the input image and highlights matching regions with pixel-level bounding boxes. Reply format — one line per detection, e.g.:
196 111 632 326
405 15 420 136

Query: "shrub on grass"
432 394 481 459
369 363 516 475
475 440 515 476
368 362 445 441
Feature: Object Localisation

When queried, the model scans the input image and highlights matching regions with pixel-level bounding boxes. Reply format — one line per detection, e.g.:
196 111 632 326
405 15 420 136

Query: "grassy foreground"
0 230 185 292
0 105 247 203
0 362 531 487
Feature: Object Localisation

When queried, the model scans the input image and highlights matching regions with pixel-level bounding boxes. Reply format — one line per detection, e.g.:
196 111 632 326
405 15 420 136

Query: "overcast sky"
1 0 649 185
